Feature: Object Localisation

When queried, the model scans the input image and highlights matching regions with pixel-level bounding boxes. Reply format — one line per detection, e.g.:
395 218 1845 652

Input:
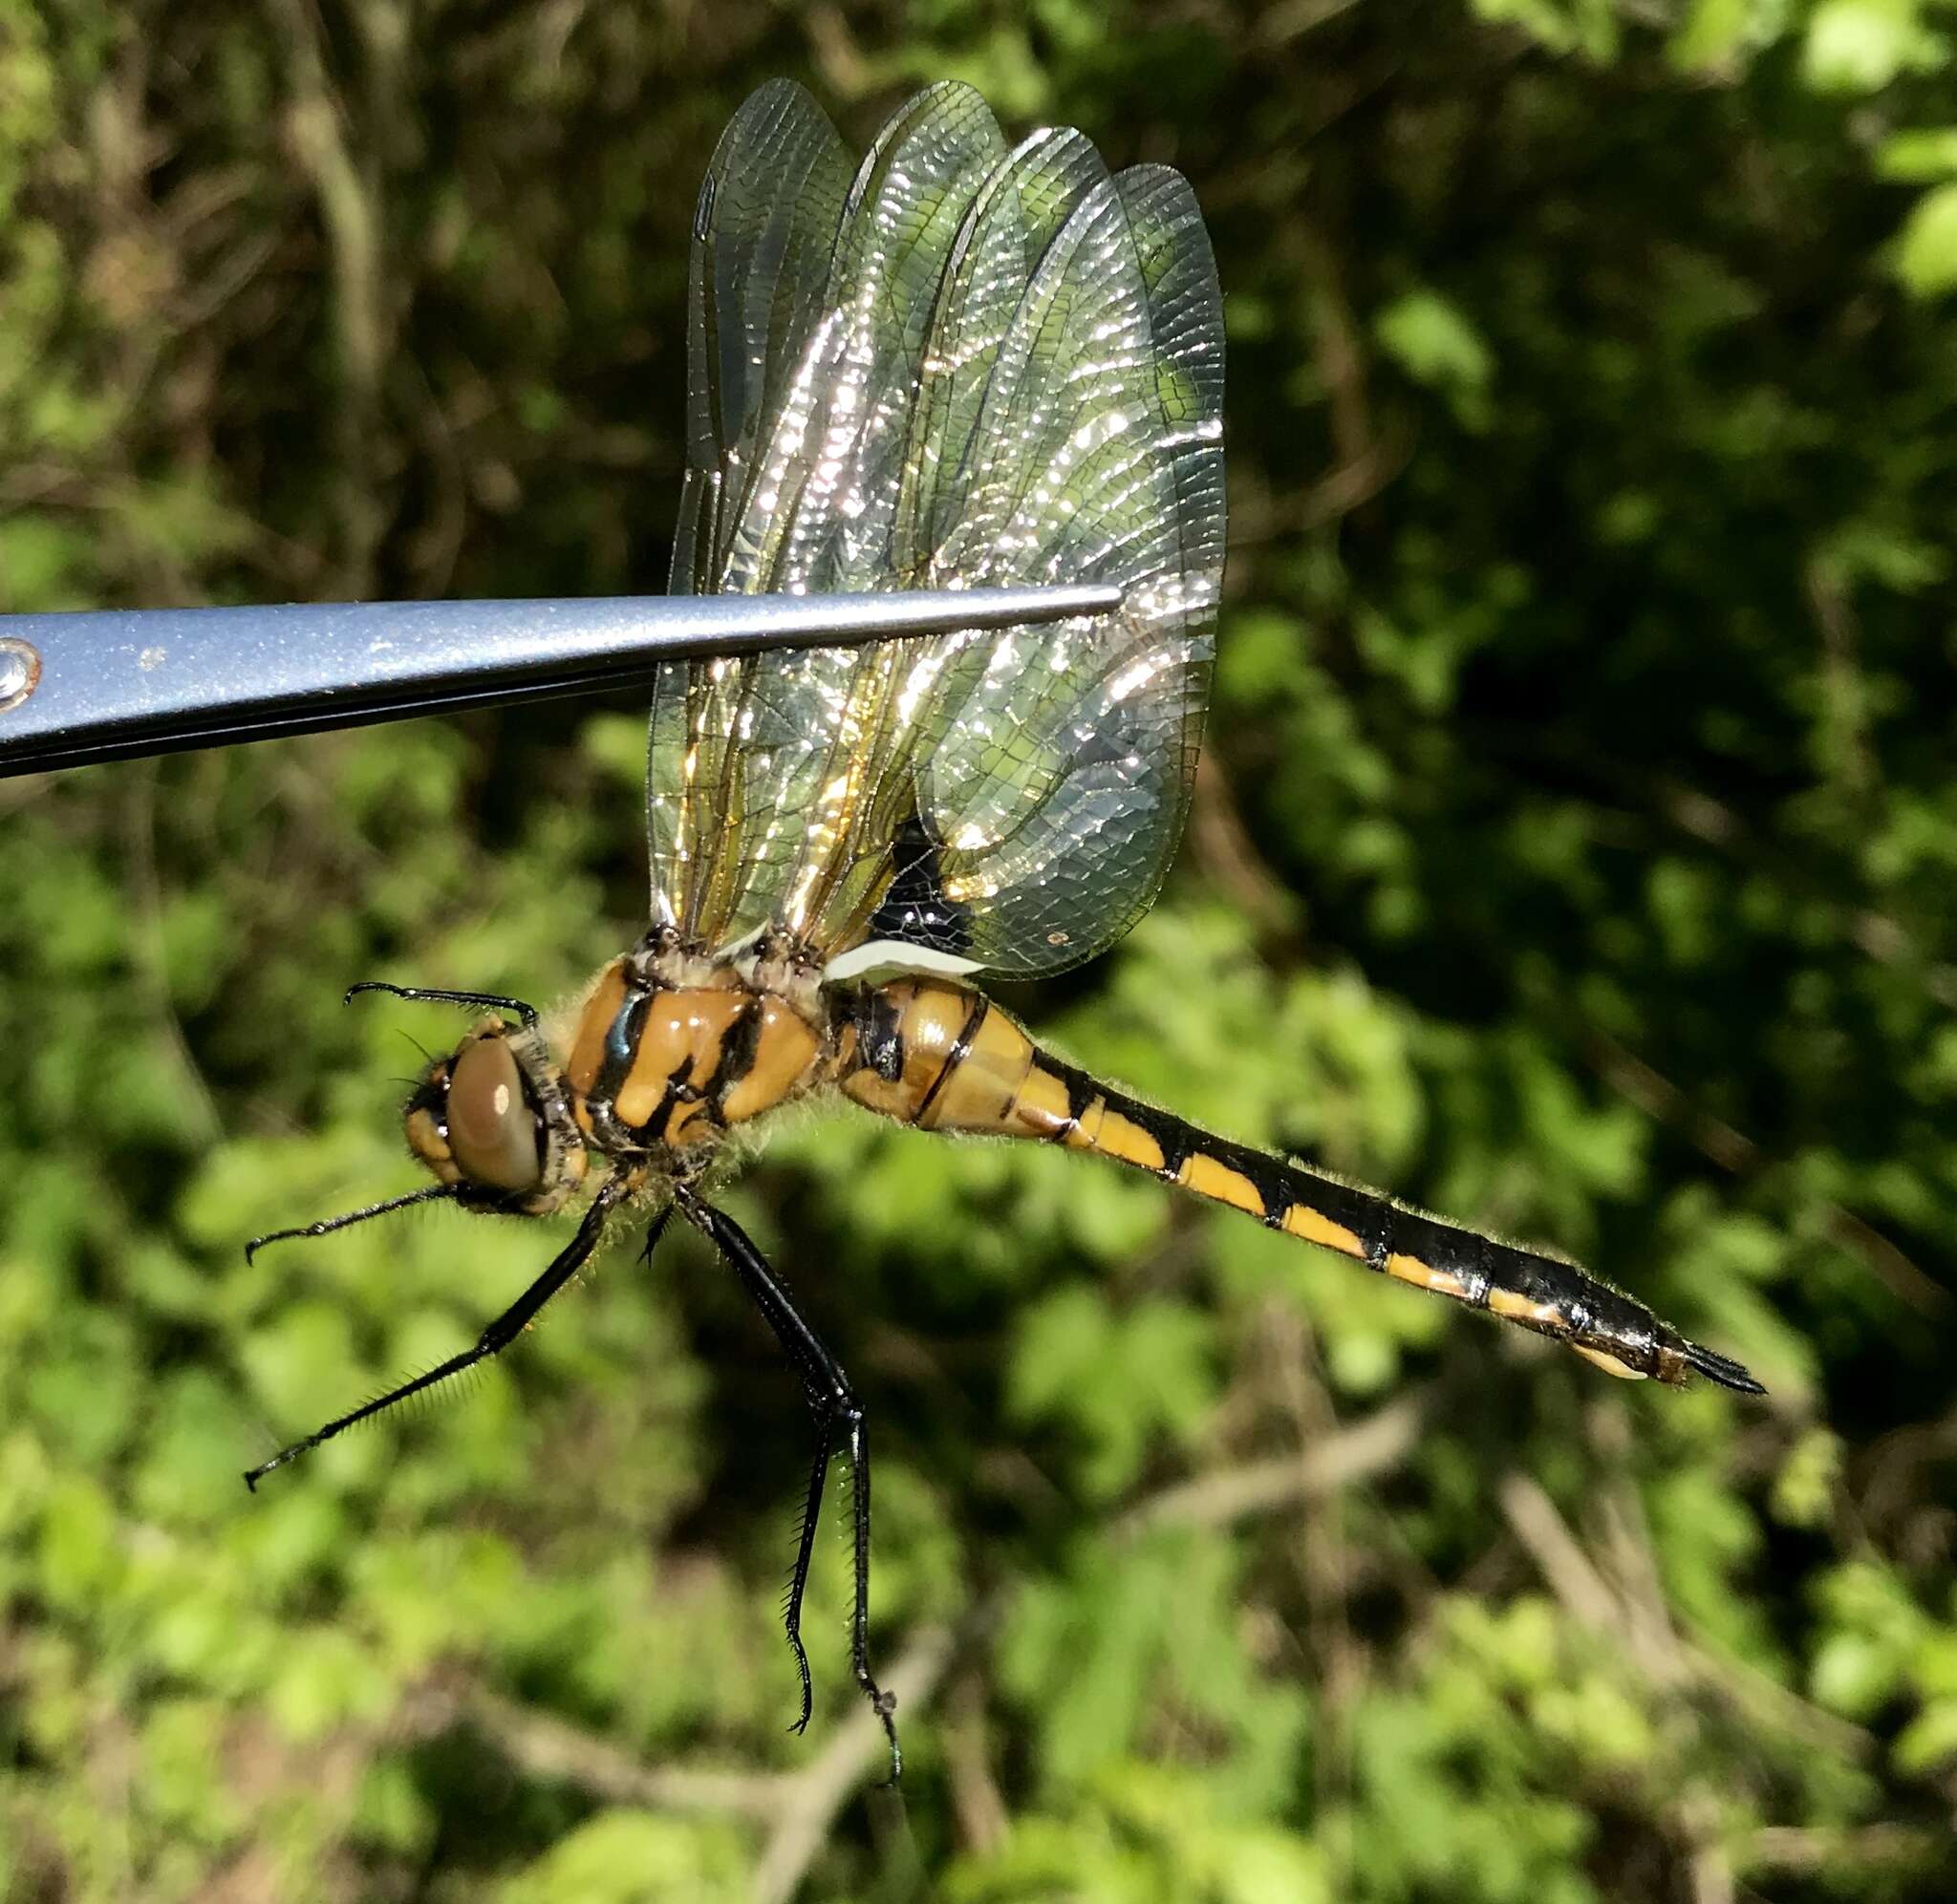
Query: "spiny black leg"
693 1206 825 1730
245 1183 457 1264
244 1178 630 1490
674 1187 900 1783
836 1398 877 1743
783 1435 832 1732
345 979 539 1029
738 1263 832 1734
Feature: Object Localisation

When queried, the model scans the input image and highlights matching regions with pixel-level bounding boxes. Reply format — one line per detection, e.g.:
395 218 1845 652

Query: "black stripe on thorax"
651 1058 702 1128
591 978 655 1115
704 995 763 1111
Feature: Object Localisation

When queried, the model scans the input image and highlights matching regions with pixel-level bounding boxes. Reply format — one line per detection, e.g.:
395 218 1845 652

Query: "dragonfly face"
248 76 1762 1785
399 1018 588 1214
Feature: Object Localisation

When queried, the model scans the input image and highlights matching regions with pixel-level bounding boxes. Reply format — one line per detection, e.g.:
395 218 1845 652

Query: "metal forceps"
0 584 1124 779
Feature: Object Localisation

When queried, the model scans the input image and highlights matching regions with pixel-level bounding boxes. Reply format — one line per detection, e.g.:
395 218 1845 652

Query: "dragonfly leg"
782 1431 832 1731
346 979 540 1029
243 1179 636 1490
245 1182 456 1264
675 1187 901 1783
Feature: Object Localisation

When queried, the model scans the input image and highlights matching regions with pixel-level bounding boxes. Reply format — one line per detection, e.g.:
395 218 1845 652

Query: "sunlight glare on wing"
650 79 1223 975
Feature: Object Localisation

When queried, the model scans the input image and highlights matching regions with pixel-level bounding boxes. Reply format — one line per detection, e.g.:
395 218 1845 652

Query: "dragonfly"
246 77 1763 1779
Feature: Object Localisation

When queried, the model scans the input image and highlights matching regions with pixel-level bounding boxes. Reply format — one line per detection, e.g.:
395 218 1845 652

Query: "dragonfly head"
404 1018 589 1216
245 996 591 1268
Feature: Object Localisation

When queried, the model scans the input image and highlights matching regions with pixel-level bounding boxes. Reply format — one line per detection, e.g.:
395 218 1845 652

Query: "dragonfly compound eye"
441 1035 545 1194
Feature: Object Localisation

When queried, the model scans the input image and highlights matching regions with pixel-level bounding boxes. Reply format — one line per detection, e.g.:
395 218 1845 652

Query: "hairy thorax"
560 930 832 1170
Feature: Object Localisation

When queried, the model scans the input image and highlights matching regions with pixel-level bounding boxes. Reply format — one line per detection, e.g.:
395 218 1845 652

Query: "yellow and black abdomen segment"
835 977 1762 1396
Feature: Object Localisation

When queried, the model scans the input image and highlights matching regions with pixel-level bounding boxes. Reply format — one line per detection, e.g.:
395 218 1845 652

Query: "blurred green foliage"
4 1 1956 1898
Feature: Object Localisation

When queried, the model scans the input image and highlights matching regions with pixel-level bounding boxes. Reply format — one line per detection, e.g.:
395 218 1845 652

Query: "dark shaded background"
3 2 1955 1897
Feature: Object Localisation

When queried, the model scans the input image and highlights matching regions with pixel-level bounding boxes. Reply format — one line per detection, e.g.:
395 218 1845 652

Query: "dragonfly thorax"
559 931 828 1170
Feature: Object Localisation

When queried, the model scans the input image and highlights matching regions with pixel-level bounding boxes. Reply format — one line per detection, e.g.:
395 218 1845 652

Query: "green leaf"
1667 0 1774 74
497 1810 748 1903
1893 181 1957 296
1875 126 1957 182
1374 289 1495 432
1803 0 1943 93
1471 0 1620 60
1007 1286 1215 1499
1896 1699 1957 1776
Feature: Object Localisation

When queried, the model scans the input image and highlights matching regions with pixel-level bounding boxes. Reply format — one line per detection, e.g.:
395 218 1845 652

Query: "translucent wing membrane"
669 81 852 597
650 79 1225 976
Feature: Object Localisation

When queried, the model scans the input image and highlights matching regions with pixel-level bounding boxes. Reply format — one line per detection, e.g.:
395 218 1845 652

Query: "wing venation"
649 82 1225 977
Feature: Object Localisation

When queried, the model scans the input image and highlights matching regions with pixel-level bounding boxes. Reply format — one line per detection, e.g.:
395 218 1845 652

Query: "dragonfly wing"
649 82 1225 975
669 79 852 595
650 83 1007 946
899 161 1226 974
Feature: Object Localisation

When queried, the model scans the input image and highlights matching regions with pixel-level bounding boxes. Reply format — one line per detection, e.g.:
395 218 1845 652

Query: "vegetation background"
4 0 1956 1897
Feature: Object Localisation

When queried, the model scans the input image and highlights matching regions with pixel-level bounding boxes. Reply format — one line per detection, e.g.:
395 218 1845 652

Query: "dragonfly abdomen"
836 976 1761 1395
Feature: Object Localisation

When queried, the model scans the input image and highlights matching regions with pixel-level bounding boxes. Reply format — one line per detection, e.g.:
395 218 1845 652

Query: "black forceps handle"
0 584 1123 779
